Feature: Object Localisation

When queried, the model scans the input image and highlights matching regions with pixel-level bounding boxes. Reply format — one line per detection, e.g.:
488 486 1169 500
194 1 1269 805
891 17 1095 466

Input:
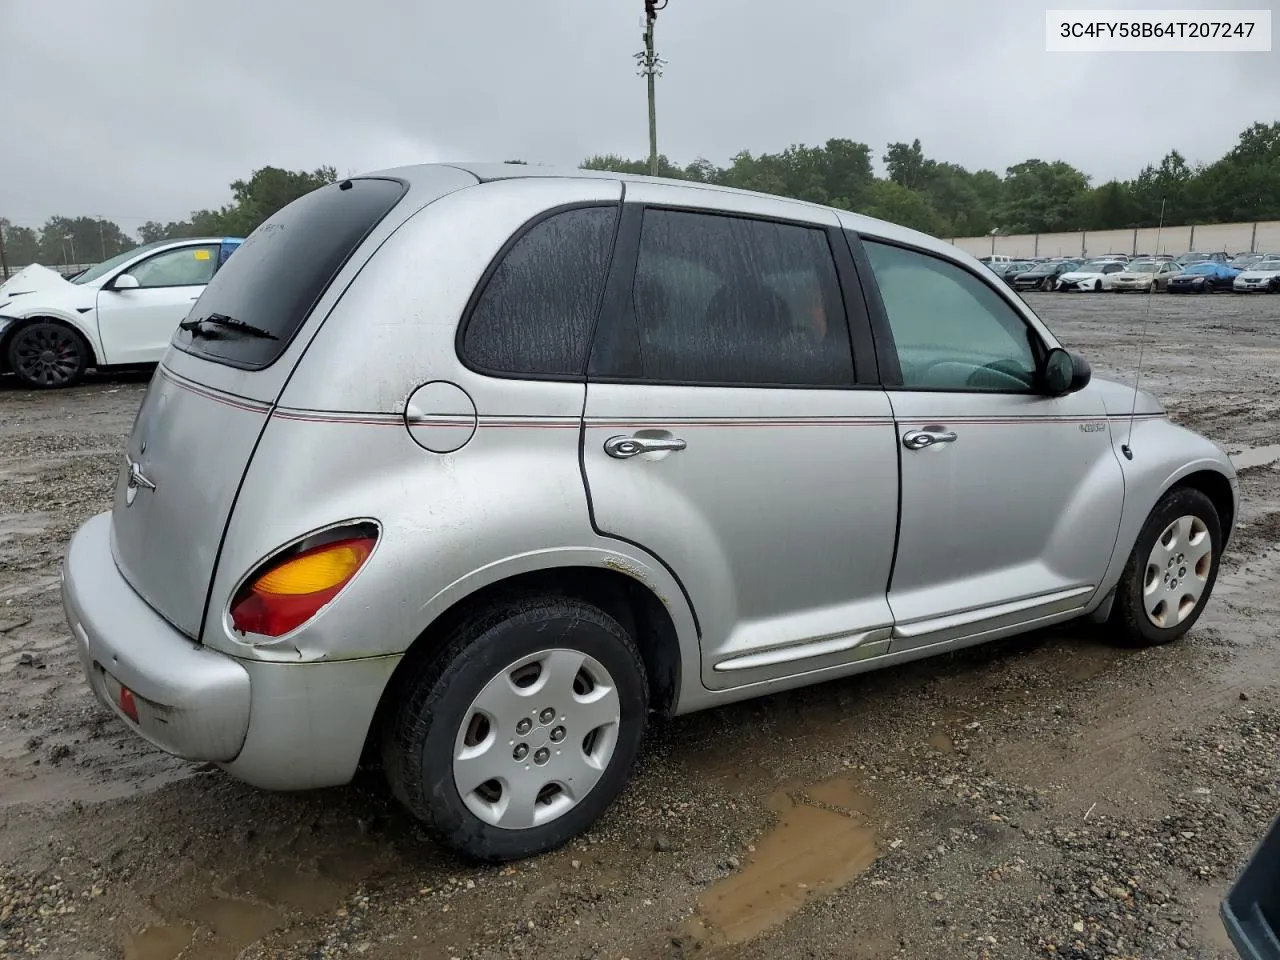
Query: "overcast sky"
1 0 1275 233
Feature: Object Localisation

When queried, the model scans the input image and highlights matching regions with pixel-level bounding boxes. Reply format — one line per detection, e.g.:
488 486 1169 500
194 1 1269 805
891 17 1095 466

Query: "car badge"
124 454 156 507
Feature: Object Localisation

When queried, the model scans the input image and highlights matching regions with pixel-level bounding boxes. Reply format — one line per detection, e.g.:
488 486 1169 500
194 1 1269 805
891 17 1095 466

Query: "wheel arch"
1167 468 1236 548
364 564 686 767
0 313 101 373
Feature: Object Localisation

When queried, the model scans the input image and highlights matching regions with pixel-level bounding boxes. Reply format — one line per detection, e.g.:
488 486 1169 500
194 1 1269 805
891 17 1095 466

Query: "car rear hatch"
107 169 476 639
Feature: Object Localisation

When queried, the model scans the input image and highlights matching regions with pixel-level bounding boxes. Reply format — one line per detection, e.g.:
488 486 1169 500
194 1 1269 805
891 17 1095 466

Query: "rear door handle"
604 435 687 459
903 429 957 450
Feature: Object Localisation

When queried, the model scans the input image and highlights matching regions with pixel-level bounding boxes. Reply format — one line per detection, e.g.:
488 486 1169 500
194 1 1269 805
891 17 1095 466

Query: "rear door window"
591 208 854 386
173 177 407 369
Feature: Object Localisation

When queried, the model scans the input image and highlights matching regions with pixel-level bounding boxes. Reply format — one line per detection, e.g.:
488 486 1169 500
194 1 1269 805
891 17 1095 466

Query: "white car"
0 237 242 388
1055 259 1128 292
1232 258 1280 294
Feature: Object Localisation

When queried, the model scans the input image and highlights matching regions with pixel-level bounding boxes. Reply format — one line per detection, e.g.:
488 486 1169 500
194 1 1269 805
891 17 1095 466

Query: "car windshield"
1076 261 1110 271
1184 263 1216 274
1126 260 1158 272
1257 260 1280 271
70 240 173 285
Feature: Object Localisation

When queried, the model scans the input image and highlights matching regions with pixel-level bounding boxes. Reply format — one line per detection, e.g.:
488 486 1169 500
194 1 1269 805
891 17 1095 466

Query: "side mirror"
111 273 140 290
1070 352 1092 391
1040 347 1076 395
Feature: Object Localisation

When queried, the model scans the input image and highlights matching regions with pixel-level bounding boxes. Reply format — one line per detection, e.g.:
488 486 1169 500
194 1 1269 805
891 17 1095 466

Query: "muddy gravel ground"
2 292 1279 960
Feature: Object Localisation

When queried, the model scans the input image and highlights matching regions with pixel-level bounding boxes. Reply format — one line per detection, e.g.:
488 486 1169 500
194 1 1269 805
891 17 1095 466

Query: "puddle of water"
689 776 878 947
927 729 955 753
1229 443 1280 471
228 861 350 914
1194 885 1238 957
186 897 282 952
123 922 195 960
127 845 384 960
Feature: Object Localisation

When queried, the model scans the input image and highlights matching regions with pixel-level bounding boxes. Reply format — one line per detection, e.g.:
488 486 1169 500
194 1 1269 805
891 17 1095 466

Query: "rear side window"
592 209 853 386
461 205 619 377
173 178 407 369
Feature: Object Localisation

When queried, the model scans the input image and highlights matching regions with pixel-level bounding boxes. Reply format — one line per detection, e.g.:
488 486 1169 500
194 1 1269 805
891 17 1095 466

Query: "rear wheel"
6 321 90 389
382 595 650 862
1109 487 1222 647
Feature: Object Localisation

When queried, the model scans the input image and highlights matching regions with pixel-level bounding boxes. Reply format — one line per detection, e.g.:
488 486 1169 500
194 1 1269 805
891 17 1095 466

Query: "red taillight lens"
229 535 375 638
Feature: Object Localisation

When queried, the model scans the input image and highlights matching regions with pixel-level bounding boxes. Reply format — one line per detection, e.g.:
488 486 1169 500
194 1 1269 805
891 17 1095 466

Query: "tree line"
1 166 337 269
3 121 1278 269
581 120 1280 238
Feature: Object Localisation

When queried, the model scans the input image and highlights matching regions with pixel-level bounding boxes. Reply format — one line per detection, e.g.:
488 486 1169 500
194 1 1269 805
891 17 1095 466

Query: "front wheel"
1109 487 1222 647
382 596 650 862
6 321 90 389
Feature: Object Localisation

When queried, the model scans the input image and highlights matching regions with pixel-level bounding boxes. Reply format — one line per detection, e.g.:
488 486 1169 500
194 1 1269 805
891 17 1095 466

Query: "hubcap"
13 328 81 386
452 648 621 830
1143 515 1213 628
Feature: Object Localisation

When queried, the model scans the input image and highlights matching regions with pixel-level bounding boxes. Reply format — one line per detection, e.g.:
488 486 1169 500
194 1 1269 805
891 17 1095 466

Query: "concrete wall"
952 220 1280 260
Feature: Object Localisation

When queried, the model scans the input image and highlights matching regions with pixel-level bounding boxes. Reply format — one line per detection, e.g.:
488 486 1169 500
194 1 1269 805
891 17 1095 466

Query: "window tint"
462 205 618 376
128 245 219 288
863 241 1038 392
174 177 407 369
609 209 853 386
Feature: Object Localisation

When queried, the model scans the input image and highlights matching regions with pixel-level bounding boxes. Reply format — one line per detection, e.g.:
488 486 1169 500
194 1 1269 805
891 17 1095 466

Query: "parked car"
1232 258 1280 293
1167 261 1241 294
1174 251 1230 266
1221 813 1279 958
1056 259 1129 292
0 238 243 388
60 163 1239 863
1010 259 1083 292
1228 253 1264 272
1110 258 1182 293
997 260 1037 286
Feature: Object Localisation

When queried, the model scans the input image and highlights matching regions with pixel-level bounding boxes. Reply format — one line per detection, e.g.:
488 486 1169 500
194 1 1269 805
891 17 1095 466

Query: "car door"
95 242 220 364
851 235 1125 653
581 188 900 690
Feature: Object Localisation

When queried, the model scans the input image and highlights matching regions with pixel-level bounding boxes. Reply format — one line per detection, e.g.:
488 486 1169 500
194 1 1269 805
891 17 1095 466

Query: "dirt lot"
1 292 1278 960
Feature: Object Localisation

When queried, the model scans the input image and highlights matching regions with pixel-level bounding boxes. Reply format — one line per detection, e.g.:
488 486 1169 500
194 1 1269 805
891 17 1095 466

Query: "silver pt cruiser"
61 163 1238 862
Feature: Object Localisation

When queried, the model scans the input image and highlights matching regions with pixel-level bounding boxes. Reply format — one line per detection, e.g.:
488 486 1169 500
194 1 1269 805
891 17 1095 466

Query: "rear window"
172 177 407 369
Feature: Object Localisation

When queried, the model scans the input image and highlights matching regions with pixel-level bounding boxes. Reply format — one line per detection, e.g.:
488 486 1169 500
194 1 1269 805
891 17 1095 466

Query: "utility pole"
99 217 107 260
634 0 668 176
0 222 9 280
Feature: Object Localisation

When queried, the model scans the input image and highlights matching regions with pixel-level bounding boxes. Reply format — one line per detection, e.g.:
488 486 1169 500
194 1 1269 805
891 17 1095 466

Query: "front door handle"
604 435 687 459
902 428 957 450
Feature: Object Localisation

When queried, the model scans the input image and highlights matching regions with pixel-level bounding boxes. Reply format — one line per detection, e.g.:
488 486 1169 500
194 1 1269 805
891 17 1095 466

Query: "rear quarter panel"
205 177 701 674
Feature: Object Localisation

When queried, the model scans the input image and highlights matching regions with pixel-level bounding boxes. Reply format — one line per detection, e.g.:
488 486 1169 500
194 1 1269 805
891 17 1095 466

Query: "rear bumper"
63 512 252 762
62 512 401 790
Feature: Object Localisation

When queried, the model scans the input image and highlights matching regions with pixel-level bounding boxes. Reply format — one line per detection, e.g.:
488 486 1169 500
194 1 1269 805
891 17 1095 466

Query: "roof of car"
366 161 960 264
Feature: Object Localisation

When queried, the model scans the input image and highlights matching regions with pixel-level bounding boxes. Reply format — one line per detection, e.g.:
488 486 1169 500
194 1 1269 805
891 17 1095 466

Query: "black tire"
1094 280 1103 292
6 320 90 389
1109 487 1222 648
382 595 650 862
